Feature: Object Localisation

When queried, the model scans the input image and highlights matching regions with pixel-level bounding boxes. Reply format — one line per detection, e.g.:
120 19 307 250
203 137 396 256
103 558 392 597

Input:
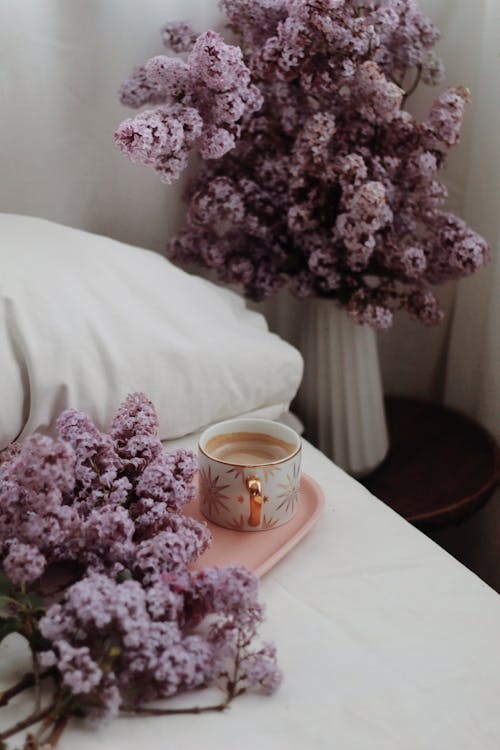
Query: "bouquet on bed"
115 0 489 329
0 394 280 749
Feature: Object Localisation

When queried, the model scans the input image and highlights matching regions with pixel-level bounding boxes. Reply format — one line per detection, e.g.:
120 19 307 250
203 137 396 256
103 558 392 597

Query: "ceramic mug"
198 418 302 531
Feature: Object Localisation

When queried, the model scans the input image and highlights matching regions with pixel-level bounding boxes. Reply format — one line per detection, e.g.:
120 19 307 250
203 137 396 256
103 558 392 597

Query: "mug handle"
246 476 263 527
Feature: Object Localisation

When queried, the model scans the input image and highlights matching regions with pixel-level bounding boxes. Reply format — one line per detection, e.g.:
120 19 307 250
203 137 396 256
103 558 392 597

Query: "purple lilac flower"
114 105 203 184
0 434 78 578
161 20 198 53
239 642 283 694
135 449 197 511
1 393 280 727
145 55 189 97
52 641 103 694
110 392 162 463
189 30 248 91
405 288 443 325
220 0 287 46
85 677 122 726
118 65 169 109
425 212 490 284
115 30 262 178
38 564 279 721
0 393 205 585
56 410 122 495
133 521 210 583
373 0 442 82
116 1 489 328
425 86 471 147
347 291 394 330
2 543 46 586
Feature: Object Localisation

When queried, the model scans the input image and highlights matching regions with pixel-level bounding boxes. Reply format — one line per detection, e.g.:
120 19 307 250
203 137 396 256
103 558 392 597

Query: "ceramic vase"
296 298 389 476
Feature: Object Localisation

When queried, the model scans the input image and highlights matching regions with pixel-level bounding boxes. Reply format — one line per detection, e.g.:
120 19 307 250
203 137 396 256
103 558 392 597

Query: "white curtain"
443 0 500 443
1 0 496 413
0 1 498 575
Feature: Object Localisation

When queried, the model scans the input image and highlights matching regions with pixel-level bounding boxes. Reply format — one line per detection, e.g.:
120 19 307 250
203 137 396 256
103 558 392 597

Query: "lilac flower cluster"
38 566 281 721
161 21 198 54
370 0 445 85
0 394 281 730
115 29 262 182
116 0 489 328
0 393 206 587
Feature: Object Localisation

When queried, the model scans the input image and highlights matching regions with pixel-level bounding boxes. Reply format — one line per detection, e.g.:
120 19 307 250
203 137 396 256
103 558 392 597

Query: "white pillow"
0 214 303 449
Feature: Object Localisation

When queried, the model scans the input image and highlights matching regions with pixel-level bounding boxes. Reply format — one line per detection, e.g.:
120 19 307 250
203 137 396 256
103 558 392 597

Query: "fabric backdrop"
0 1 498 581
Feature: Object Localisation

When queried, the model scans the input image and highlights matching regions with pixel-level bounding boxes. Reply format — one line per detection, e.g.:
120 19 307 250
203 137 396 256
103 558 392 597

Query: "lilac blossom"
133 520 211 583
161 20 198 53
145 55 190 97
239 642 283 694
116 1 489 327
118 65 169 109
115 30 262 182
1 394 280 736
51 641 103 695
135 448 197 510
56 409 122 496
115 105 203 184
426 86 471 147
372 0 443 83
220 0 287 46
0 393 206 584
38 565 280 723
405 288 443 325
2 542 46 587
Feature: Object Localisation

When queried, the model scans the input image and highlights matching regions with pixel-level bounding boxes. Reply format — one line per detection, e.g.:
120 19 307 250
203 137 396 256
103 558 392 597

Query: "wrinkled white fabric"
1 435 499 749
0 214 303 448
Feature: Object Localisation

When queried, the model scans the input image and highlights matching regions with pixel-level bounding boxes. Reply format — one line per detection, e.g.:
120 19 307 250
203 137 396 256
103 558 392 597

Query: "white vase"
296 298 389 476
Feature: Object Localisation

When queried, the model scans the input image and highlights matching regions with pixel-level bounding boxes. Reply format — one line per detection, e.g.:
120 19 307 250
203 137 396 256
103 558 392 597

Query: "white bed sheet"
2 435 499 749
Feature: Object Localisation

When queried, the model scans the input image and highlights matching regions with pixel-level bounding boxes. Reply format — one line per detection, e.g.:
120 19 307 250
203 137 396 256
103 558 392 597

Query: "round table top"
362 397 500 530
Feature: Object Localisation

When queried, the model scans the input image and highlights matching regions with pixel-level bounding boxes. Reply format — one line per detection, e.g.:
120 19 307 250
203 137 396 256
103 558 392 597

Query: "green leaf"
116 569 133 583
0 574 12 596
16 590 45 612
0 615 21 643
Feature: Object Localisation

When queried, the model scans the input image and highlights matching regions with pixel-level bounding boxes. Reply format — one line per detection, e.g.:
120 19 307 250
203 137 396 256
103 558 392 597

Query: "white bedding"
2 434 499 749
0 214 302 450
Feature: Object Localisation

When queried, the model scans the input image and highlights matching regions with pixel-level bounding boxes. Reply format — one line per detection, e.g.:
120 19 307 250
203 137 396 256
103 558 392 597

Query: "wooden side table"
361 397 500 531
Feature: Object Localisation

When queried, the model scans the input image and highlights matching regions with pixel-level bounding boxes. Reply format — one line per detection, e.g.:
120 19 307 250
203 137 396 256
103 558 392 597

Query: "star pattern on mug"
275 463 300 514
199 465 230 518
226 466 247 482
261 466 280 480
261 513 279 530
227 514 247 530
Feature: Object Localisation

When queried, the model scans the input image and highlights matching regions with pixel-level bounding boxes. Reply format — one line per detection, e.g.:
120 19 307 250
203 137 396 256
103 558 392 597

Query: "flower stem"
224 630 243 707
120 702 228 717
33 713 54 742
30 647 41 713
45 714 68 747
0 670 53 708
0 701 56 741
402 64 422 105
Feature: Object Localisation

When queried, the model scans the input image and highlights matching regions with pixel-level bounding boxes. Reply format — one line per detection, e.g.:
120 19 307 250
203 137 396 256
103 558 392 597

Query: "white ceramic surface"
297 298 389 476
187 472 325 575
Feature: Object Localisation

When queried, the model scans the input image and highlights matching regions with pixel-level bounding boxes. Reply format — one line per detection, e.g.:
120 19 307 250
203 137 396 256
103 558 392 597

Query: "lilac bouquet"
115 0 489 329
0 394 280 749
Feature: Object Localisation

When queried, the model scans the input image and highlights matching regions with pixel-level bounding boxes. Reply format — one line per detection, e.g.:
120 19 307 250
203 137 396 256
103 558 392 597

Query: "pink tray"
185 473 325 577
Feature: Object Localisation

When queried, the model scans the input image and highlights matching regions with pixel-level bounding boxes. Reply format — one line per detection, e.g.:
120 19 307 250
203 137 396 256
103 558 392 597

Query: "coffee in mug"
198 418 302 531
205 431 296 465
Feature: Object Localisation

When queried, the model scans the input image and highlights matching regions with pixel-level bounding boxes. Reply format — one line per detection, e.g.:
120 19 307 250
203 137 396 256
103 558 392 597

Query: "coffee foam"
205 431 296 466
